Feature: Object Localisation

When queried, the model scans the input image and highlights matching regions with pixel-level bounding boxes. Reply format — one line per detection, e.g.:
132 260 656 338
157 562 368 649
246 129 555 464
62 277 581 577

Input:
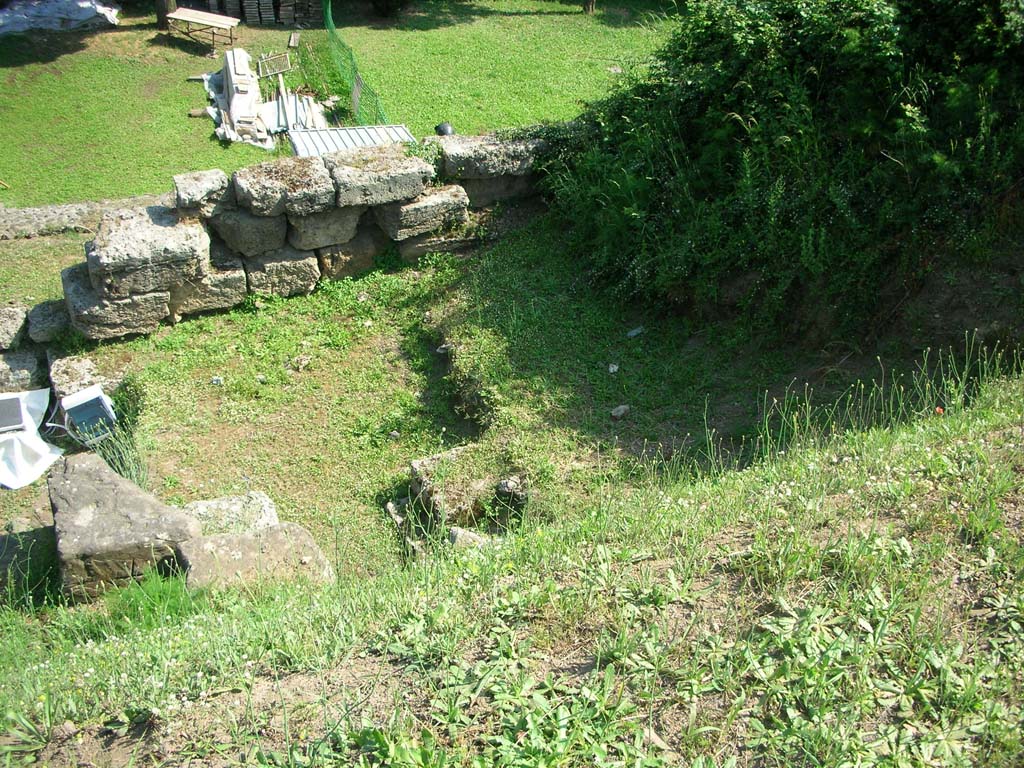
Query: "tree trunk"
156 0 177 30
582 0 595 14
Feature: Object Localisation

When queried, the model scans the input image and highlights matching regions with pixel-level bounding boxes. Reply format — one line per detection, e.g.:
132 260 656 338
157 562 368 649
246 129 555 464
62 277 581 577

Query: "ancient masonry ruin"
58 134 544 342
1 134 543 402
0 135 544 599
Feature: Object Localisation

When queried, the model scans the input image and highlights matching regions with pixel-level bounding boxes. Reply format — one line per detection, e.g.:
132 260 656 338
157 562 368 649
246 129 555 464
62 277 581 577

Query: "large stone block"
317 216 390 280
86 206 210 299
173 169 236 218
49 454 202 600
208 208 287 257
244 246 320 297
234 157 335 217
167 242 247 322
287 205 366 251
0 305 28 350
374 185 469 241
62 264 170 340
459 175 538 208
0 351 46 393
324 144 435 207
179 522 335 590
427 134 546 178
47 351 126 400
182 491 279 535
27 300 70 343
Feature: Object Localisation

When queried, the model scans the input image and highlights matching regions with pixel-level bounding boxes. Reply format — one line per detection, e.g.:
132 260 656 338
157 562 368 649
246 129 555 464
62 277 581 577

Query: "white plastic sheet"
0 389 63 490
0 0 119 35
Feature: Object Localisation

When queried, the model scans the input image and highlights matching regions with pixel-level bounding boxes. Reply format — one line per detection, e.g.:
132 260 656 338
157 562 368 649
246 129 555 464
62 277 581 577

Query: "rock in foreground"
178 523 334 590
49 454 202 600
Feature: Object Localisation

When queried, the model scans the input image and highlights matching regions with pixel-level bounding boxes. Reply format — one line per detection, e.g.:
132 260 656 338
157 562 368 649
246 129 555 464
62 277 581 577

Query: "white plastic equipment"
0 390 63 490
60 384 116 447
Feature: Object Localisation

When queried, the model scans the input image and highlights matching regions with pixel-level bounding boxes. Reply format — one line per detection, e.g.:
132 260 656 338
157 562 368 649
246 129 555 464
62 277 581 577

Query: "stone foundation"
33 133 546 343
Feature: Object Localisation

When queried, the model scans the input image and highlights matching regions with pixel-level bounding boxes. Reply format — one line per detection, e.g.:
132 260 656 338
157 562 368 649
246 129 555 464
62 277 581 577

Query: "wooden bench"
167 8 240 51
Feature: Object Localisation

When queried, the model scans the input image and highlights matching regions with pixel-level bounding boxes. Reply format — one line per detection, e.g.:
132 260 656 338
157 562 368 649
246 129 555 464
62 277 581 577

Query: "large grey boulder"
234 157 335 217
86 206 210 298
317 216 390 280
208 208 287 257
27 300 70 343
47 351 125 400
0 351 46 393
324 145 435 207
173 169 236 218
244 246 320 297
374 185 469 241
427 134 546 178
287 205 366 251
62 264 170 340
49 454 202 600
179 522 335 590
182 491 279 535
0 305 28 350
167 242 247 322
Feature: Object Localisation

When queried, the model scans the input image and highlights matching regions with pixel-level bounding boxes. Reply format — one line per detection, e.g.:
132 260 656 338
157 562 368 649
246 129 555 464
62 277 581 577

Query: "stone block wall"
52 134 545 343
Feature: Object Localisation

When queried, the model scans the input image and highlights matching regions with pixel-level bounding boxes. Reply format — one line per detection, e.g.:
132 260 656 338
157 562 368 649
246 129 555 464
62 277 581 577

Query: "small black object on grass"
435 122 454 136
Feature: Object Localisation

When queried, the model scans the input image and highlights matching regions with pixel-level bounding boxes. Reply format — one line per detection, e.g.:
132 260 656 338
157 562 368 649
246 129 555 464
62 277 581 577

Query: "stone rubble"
39 133 543 342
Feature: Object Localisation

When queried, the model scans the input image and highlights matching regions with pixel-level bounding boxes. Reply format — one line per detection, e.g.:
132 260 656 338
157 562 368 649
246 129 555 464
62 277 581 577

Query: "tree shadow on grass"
0 14 159 68
148 31 215 58
432 213 897 469
331 0 673 32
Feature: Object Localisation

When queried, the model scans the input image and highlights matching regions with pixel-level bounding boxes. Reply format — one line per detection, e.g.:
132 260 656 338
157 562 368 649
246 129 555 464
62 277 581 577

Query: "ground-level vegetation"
1 0 1023 764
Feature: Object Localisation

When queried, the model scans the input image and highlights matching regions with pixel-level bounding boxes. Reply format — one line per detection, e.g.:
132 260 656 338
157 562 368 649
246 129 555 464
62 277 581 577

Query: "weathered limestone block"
62 265 170 340
0 305 28 350
49 454 202 600
459 175 538 208
182 491 279 535
234 157 335 217
179 522 335 590
167 242 247 322
208 208 287 257
0 351 46 393
27 300 70 343
374 185 469 241
47 351 126 400
317 216 390 280
398 231 477 262
324 144 435 207
173 169 236 218
427 133 546 178
287 205 366 251
244 246 320 297
86 206 210 298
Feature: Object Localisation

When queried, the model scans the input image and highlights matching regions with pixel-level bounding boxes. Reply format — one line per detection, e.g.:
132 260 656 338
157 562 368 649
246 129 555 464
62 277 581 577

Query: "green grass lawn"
334 0 673 137
0 0 671 207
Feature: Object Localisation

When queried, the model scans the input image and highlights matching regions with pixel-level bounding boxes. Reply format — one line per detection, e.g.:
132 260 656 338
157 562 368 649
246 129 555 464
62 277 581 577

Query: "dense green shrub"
544 0 1024 338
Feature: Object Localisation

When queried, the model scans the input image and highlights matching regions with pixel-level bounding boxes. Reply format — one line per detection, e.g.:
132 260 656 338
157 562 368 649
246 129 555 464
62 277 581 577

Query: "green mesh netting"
323 0 388 125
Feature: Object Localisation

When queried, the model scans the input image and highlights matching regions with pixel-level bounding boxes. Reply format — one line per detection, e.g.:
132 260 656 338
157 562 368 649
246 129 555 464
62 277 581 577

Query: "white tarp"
0 389 63 490
0 0 119 35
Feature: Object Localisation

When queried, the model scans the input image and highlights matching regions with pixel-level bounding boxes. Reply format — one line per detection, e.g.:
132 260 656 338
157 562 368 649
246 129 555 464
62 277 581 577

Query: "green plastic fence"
322 0 388 125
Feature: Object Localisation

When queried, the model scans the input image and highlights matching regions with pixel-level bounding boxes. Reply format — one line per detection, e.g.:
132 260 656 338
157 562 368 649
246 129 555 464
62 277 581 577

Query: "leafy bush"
544 0 1024 338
